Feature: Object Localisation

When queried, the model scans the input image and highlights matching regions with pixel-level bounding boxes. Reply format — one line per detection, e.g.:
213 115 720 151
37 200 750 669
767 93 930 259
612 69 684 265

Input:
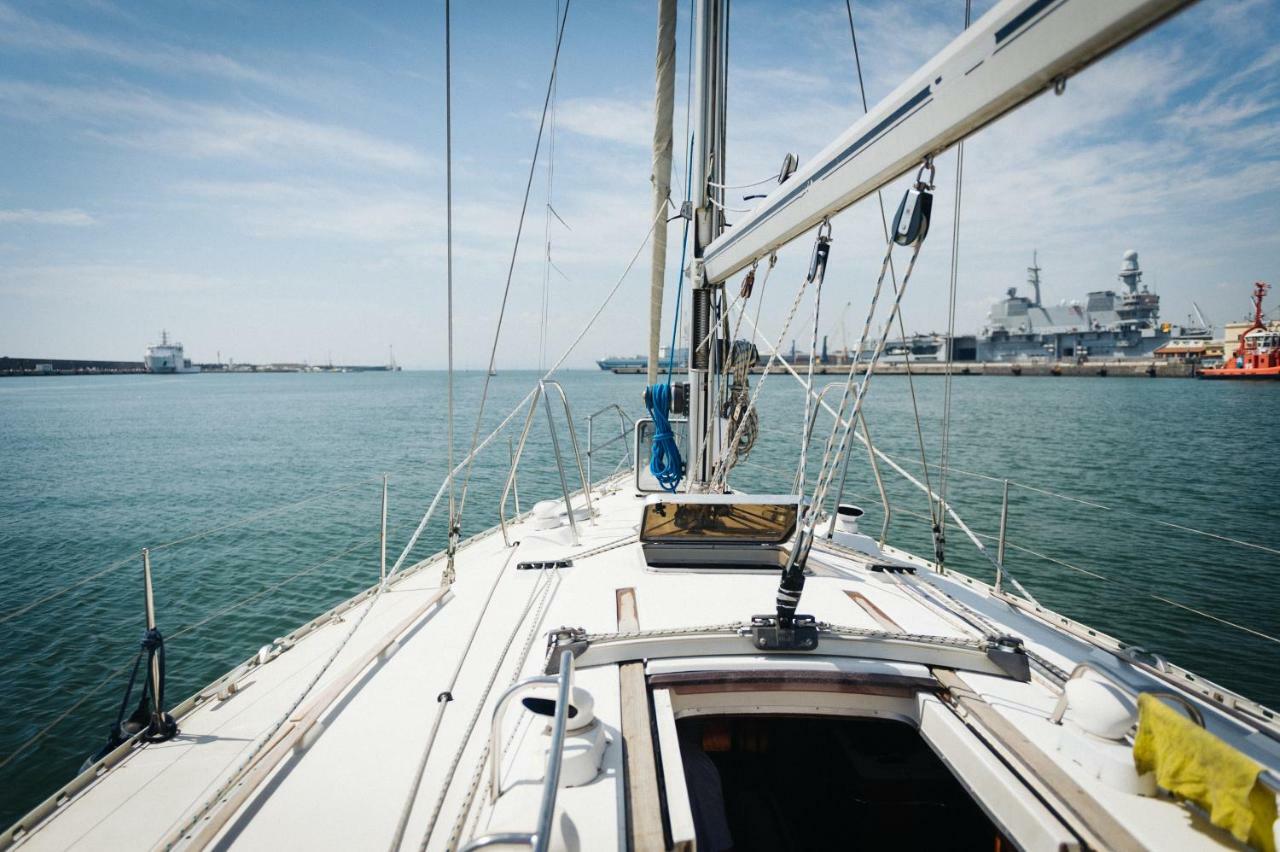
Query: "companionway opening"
673 715 1004 851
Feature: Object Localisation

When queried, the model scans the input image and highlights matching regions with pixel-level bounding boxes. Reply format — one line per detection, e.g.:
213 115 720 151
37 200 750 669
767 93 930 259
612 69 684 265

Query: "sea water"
1 370 1277 825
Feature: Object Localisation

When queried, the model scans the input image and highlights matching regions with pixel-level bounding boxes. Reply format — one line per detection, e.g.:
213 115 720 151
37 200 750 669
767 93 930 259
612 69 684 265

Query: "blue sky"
1 0 1277 367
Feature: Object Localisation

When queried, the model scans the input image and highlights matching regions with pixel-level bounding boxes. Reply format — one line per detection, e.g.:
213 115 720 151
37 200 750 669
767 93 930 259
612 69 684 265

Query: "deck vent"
517 560 573 571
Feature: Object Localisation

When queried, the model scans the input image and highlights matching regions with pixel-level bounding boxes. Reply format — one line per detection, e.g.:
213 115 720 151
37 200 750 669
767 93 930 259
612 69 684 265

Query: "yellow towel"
1133 692 1277 852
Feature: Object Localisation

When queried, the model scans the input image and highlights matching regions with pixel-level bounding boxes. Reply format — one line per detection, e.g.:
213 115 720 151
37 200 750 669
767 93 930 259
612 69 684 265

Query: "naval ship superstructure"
143 331 200 374
962 251 1195 362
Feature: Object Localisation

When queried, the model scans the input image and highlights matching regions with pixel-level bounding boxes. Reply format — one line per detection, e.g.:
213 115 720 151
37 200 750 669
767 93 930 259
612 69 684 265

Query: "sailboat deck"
7 475 1278 851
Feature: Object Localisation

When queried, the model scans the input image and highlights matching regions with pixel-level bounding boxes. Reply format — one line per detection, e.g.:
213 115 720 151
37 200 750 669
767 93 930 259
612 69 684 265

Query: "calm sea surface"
1 369 1277 825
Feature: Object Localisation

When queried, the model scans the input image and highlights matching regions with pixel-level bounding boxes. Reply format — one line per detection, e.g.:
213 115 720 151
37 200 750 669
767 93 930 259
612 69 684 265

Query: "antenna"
1191 301 1211 330
1026 252 1042 307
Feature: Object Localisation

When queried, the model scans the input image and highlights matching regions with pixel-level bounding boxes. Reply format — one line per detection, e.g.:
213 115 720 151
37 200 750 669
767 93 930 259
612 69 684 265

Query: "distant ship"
1200 282 1280 380
951 251 1205 362
596 346 688 371
143 331 200 374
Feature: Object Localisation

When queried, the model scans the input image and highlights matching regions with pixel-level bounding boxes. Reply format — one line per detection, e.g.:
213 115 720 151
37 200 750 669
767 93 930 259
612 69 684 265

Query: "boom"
701 0 1196 284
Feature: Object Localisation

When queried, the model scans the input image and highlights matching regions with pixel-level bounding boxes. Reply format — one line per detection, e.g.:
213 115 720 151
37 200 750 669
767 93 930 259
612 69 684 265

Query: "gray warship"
950 250 1204 362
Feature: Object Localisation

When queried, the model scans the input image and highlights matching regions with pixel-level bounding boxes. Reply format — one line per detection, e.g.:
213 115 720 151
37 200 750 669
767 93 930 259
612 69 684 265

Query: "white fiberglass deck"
6 477 1280 851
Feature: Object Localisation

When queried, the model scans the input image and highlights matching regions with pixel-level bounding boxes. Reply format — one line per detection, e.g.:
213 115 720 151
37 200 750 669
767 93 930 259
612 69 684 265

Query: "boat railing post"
615 404 633 471
532 649 575 852
995 478 1009 593
142 548 163 719
379 474 388 583
584 403 633 487
860 413 891 547
540 381 582 545
543 380 594 521
586 411 594 484
499 386 543 546
509 437 521 515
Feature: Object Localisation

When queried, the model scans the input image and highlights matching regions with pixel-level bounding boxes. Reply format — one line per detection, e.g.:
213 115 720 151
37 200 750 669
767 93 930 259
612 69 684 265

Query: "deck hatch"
639 494 802 571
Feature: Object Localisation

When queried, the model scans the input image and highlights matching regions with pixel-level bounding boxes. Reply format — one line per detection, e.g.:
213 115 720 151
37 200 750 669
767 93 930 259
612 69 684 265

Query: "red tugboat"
1200 282 1280 379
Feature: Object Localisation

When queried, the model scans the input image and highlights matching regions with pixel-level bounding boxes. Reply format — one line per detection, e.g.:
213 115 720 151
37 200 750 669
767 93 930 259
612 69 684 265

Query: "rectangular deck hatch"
640 494 801 570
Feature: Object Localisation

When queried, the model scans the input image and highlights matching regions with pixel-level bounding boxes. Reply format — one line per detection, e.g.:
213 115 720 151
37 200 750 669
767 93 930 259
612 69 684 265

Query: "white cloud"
0 262 224 297
554 97 652 146
0 1 288 92
0 81 431 173
0 208 95 226
178 179 438 242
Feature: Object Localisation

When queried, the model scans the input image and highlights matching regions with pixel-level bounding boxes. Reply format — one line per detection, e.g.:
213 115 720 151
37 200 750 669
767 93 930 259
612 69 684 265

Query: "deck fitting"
749 614 819 651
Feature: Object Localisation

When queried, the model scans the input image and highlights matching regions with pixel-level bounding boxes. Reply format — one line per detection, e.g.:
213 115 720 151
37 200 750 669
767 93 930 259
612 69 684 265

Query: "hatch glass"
640 496 799 545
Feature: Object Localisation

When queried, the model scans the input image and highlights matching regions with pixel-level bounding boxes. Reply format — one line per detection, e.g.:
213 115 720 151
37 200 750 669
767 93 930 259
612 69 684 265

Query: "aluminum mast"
685 0 730 486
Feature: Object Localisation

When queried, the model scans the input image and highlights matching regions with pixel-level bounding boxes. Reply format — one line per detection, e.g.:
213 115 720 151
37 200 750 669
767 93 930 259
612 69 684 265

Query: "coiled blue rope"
646 383 683 492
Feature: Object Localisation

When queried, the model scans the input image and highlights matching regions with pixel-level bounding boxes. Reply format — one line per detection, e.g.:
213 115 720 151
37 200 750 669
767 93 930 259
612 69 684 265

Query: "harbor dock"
0 357 400 377
607 359 1198 378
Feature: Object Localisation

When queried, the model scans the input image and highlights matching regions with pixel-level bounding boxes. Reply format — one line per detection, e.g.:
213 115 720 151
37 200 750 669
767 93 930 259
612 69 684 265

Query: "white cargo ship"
143 331 200 374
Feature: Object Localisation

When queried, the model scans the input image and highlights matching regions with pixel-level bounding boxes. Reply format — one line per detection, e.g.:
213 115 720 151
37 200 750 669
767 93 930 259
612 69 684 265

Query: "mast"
646 0 676 386
686 0 729 486
1027 251 1042 307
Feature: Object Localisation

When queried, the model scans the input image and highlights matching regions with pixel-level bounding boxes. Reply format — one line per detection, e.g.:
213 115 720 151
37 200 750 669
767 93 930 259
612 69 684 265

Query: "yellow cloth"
1133 692 1277 852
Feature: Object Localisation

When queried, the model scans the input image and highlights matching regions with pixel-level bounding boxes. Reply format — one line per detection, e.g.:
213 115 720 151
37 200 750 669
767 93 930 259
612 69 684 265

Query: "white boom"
701 0 1195 284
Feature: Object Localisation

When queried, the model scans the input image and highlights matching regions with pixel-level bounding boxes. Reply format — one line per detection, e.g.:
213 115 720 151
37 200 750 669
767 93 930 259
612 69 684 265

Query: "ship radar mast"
1118 249 1142 294
1026 251 1042 307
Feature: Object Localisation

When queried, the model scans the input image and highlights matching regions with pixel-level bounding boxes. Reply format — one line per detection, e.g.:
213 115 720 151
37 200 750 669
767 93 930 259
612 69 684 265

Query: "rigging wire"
889 457 1280 559
936 0 972 570
712 243 819 488
539 0 562 371
0 474 384 627
824 488 1279 646
388 201 666 584
444 0 458 582
706 171 784 190
734 304 996 567
666 134 695 386
0 535 379 773
836 0 940 540
389 548 519 851
665 0 696 388
455 0 572 525
794 224 831 494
